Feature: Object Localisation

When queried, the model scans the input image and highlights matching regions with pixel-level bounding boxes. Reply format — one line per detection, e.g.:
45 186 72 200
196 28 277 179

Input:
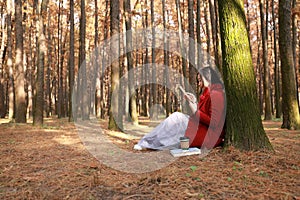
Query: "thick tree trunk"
218 0 273 150
279 0 300 129
15 0 27 123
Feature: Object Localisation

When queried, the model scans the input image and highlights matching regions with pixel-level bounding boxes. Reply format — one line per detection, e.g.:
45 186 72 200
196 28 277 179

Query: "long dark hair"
200 66 224 86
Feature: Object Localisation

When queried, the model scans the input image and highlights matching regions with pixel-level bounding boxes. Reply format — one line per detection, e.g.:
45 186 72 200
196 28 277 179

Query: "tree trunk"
150 0 158 121
57 0 62 118
175 0 188 90
279 0 300 129
69 0 75 122
7 0 14 120
108 0 122 131
218 0 273 150
292 0 299 109
259 0 272 120
188 0 196 92
162 0 170 117
100 0 109 119
0 14 6 118
272 0 281 118
204 0 211 65
124 0 138 124
141 1 149 117
33 0 49 126
15 0 27 123
208 0 220 69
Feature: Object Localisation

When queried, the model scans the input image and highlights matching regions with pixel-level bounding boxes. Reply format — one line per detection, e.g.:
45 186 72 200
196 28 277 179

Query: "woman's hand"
185 92 196 103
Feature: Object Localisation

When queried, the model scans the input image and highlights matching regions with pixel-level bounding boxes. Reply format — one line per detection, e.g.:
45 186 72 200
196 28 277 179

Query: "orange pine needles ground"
0 118 299 199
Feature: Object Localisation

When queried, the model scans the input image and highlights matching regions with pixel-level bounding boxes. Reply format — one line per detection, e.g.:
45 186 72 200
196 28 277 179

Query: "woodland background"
0 0 300 199
0 0 299 126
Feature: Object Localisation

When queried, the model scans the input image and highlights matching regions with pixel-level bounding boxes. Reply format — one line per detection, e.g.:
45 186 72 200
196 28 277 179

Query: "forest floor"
0 117 299 200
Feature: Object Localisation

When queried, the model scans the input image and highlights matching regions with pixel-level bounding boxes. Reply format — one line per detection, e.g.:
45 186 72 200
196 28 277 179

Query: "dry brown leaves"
0 118 299 200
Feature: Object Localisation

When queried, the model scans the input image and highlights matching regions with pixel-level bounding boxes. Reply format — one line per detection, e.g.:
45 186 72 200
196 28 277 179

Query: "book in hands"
178 85 196 103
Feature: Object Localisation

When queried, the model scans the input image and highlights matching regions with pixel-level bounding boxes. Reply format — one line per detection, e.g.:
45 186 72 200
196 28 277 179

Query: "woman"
185 67 226 149
134 66 225 150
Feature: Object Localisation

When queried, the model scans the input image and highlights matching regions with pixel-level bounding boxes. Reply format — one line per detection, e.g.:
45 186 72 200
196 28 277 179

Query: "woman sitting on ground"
134 66 226 150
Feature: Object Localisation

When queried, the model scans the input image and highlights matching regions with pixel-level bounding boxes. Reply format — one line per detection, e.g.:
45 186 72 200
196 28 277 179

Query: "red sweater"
184 84 226 149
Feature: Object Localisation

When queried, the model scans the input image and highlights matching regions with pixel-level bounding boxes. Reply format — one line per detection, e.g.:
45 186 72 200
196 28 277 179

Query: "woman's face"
198 74 204 89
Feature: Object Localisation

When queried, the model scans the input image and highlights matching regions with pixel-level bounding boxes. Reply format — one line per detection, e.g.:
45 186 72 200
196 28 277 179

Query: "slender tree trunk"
214 0 222 70
292 0 299 109
196 0 204 97
141 1 149 117
175 0 188 90
60 31 67 118
259 0 272 120
108 0 122 131
209 0 220 69
218 0 273 150
33 0 49 126
94 0 99 118
124 0 138 124
79 0 89 120
204 0 211 65
150 0 158 120
15 0 27 123
279 0 300 129
162 0 170 117
188 0 197 92
69 0 75 122
272 0 281 118
0 14 6 118
7 0 14 120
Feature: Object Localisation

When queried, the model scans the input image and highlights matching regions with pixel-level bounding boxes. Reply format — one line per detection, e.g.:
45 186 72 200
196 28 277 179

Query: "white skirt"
137 112 189 150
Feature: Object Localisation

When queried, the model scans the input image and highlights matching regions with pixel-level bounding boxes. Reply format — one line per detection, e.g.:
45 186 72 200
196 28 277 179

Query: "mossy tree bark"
279 0 300 130
218 0 273 150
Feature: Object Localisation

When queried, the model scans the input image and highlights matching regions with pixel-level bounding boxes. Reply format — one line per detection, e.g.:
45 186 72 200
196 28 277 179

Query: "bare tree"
69 0 75 122
7 0 14 120
272 0 281 118
124 0 138 124
33 0 49 125
279 0 300 129
15 0 27 123
0 11 6 118
259 0 272 120
108 0 122 131
188 0 197 91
